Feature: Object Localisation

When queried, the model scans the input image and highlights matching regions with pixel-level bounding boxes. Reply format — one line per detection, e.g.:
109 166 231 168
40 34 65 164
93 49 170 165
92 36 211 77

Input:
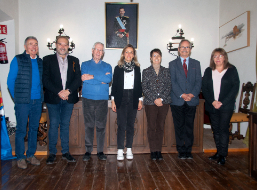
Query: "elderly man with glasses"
81 42 112 161
169 39 202 159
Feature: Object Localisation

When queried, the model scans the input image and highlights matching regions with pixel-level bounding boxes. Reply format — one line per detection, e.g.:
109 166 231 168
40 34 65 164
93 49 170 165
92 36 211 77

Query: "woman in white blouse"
111 44 143 160
202 48 239 165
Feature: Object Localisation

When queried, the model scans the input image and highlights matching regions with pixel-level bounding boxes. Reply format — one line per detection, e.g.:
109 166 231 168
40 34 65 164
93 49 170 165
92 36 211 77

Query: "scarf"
123 60 135 72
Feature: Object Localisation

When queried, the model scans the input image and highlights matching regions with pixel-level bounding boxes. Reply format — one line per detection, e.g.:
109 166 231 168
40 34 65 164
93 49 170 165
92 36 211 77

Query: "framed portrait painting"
105 2 139 49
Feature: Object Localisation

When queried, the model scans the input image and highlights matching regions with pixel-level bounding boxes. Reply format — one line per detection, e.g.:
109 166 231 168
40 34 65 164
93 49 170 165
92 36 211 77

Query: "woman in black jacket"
111 44 142 161
202 48 239 165
142 49 172 160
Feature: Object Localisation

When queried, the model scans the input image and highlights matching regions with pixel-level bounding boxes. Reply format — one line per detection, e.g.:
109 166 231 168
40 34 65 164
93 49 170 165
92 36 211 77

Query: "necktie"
183 59 187 78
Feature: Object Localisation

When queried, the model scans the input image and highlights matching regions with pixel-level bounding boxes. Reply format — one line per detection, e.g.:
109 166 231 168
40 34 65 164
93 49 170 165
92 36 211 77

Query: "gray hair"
24 36 38 45
178 39 192 49
178 39 192 56
92 42 105 53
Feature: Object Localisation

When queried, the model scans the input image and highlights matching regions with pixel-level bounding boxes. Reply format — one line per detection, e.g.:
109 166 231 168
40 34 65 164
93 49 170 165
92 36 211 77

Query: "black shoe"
150 152 157 160
83 152 91 161
46 154 56 164
178 152 186 159
62 152 76 162
156 151 163 160
217 156 225 165
208 153 220 160
186 152 193 159
97 152 107 160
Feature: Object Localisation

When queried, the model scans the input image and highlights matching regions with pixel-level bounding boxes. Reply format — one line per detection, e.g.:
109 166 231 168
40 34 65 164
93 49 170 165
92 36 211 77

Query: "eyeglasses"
94 48 104 52
213 55 224 59
179 46 190 49
57 43 68 47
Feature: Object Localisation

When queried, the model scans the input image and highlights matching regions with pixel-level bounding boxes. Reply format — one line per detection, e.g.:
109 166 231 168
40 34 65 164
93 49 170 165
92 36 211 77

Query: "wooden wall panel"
48 99 204 155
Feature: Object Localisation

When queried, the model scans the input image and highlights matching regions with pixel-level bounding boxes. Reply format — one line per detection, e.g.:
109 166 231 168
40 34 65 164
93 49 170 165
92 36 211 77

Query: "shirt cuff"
139 97 143 101
111 96 114 100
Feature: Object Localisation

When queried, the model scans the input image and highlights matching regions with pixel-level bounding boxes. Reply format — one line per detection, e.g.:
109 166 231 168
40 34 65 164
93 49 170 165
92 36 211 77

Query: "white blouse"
212 69 227 101
124 70 134 89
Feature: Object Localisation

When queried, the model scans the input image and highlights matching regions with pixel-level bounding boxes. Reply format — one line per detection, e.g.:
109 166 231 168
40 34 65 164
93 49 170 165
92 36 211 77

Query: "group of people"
7 36 239 169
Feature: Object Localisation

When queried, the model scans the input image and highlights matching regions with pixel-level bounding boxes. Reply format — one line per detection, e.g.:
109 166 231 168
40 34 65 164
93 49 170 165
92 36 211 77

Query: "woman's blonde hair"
118 44 140 67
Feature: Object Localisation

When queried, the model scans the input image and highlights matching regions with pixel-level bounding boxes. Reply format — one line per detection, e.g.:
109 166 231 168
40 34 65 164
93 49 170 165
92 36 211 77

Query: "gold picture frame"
105 2 139 49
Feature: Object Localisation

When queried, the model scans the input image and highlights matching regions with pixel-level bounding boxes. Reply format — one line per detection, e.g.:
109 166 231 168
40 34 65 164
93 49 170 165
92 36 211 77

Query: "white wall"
2 0 220 121
0 20 16 122
0 0 19 54
220 0 257 136
18 0 219 71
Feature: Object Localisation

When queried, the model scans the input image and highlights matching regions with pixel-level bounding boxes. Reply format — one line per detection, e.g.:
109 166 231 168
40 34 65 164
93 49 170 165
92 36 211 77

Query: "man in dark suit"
43 36 81 164
169 39 202 159
113 7 130 48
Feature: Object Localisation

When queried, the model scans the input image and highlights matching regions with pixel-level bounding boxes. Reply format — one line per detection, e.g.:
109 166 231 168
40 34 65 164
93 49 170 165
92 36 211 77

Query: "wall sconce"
167 24 194 57
47 25 75 53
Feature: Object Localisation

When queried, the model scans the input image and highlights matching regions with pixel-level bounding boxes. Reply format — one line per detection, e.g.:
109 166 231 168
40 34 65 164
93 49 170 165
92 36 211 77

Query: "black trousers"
209 109 233 157
145 104 169 152
117 89 137 149
171 102 196 153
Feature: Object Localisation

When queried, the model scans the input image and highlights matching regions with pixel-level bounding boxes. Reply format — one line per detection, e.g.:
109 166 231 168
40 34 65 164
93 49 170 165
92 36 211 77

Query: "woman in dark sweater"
142 49 172 160
202 48 239 165
111 44 142 160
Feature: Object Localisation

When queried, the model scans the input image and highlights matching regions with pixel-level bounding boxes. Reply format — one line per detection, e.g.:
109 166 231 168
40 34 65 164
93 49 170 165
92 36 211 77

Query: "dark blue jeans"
15 99 42 160
47 100 74 155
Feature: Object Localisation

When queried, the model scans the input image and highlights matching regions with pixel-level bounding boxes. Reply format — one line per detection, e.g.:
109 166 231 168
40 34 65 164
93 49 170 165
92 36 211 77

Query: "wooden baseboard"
204 148 249 153
12 148 249 156
12 151 48 156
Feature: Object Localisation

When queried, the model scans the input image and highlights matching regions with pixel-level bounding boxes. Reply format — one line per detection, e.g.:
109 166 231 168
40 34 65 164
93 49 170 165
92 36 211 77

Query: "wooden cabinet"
48 99 204 155
249 112 257 180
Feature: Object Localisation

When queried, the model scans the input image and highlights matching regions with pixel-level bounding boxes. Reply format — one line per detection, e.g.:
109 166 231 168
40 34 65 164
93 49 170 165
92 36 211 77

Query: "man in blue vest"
7 36 43 169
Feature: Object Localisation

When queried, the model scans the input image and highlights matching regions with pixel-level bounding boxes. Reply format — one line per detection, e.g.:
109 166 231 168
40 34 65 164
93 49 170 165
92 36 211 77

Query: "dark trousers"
47 100 74 155
209 110 233 157
117 89 137 149
82 98 108 153
145 104 169 152
171 102 196 153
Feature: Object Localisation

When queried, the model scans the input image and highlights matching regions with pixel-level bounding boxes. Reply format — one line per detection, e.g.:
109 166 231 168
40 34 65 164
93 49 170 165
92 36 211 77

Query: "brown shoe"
26 156 40 166
17 159 27 169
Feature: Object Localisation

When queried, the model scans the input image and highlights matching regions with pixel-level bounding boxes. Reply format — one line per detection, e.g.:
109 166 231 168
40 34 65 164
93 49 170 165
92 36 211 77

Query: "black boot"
150 152 157 160
217 156 225 165
156 151 163 160
208 153 220 160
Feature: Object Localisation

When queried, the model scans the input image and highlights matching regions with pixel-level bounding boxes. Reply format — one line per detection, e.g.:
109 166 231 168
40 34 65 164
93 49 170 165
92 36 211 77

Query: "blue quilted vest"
14 51 43 104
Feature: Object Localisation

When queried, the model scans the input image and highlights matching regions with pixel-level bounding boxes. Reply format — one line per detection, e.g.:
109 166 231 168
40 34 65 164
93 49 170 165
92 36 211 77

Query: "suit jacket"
202 65 240 113
111 65 142 109
43 54 81 104
142 65 172 105
169 57 202 106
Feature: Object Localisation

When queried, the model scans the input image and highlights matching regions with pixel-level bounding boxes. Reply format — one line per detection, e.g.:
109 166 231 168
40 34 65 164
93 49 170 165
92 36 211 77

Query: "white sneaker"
117 149 124 160
126 148 133 160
